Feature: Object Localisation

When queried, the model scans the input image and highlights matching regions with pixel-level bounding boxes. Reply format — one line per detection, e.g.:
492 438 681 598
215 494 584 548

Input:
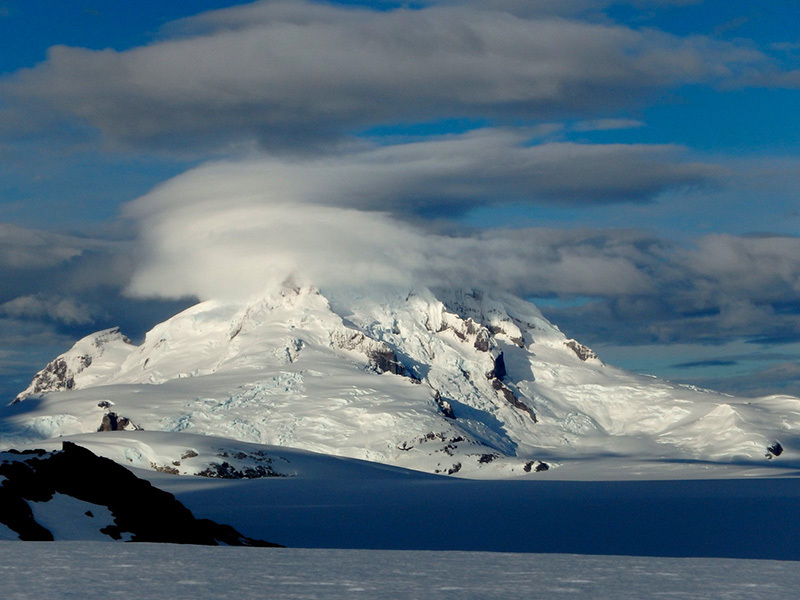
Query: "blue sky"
0 0 799 400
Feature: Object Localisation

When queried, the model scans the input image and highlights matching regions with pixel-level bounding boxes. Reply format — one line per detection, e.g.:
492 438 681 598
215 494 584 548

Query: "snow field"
0 543 798 600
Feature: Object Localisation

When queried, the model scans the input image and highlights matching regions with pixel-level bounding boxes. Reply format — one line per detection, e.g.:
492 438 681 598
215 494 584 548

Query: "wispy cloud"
672 359 738 369
572 118 645 132
0 222 104 268
0 295 99 325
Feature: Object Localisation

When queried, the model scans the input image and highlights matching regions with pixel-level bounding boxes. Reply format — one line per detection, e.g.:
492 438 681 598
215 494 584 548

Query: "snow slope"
3 284 799 478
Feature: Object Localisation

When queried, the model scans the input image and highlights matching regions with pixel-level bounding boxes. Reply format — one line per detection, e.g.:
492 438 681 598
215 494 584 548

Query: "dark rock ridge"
489 325 524 348
523 460 549 473
565 339 598 362
483 352 536 422
197 462 286 479
0 442 281 546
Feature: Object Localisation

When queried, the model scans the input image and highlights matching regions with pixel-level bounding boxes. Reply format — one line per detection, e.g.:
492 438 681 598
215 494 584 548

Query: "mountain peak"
11 327 134 404
5 286 796 477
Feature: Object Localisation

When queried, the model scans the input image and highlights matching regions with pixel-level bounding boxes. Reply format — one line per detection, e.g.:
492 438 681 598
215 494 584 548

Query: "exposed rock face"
433 390 455 419
565 339 598 362
766 442 784 459
12 357 80 402
331 329 408 376
491 378 537 422
0 443 281 546
523 460 549 473
98 412 140 432
367 349 406 376
472 327 491 352
487 352 507 380
12 327 133 404
196 462 285 479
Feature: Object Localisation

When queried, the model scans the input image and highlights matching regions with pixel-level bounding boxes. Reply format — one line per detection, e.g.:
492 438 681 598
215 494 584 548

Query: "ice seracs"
4 283 798 477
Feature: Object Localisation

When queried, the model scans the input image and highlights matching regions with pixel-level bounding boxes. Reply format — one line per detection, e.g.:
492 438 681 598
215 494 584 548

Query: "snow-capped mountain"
3 284 797 477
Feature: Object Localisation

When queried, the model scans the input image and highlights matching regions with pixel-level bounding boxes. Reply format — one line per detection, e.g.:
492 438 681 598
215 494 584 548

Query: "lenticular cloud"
123 141 659 302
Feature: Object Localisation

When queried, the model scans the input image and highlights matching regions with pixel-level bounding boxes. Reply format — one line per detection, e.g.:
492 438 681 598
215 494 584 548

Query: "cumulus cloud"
1 0 766 152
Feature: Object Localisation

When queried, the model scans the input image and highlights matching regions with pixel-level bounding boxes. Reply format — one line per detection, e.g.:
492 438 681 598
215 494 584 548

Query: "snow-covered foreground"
1 543 798 600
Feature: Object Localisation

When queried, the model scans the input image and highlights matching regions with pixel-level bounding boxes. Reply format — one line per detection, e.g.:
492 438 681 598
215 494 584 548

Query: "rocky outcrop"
367 348 406 376
433 313 495 354
12 327 132 404
766 442 784 459
479 351 537 421
331 328 410 377
491 378 537 422
486 352 507 380
433 390 455 419
0 443 281 546
489 326 524 348
523 460 549 473
11 357 82 403
565 339 598 362
196 462 285 479
98 412 140 432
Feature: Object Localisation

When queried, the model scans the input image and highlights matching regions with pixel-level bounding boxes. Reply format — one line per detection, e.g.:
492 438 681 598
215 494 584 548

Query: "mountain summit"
4 284 796 477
